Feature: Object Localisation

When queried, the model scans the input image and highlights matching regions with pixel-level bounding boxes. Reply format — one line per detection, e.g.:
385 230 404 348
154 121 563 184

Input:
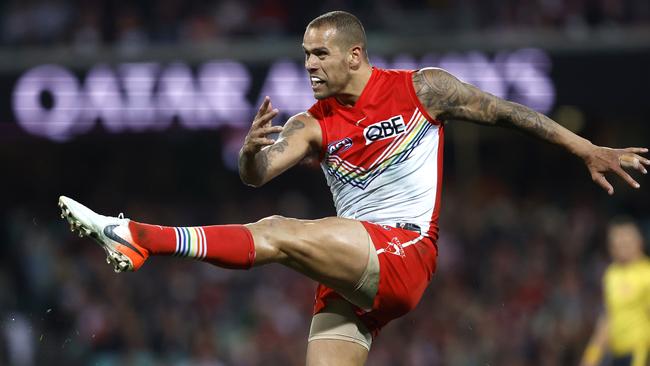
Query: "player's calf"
58 196 256 271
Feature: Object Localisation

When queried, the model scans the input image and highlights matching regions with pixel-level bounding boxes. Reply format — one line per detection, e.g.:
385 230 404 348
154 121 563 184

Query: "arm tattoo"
498 101 556 141
255 119 305 176
413 69 558 142
413 68 465 113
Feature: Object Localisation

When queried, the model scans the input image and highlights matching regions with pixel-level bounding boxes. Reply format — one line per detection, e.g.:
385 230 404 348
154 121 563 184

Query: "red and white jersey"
308 68 444 239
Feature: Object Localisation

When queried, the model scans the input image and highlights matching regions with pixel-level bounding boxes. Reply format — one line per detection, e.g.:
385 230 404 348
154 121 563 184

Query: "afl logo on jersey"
363 115 406 145
327 137 353 155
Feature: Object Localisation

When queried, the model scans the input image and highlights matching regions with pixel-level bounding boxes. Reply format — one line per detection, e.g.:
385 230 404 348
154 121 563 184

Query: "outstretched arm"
413 68 649 194
239 97 321 187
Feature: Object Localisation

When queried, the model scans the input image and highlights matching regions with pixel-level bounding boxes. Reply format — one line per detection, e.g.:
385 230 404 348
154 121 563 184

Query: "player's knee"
250 216 353 262
252 215 310 250
256 214 288 226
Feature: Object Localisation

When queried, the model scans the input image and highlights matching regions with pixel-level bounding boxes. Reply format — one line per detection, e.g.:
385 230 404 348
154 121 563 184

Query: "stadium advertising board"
10 49 555 144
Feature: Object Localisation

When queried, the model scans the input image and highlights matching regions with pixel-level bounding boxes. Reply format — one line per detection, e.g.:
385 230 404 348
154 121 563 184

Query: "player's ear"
349 45 363 70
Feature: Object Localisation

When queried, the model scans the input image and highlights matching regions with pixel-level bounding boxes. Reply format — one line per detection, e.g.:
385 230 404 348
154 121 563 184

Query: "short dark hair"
608 215 639 229
307 11 367 54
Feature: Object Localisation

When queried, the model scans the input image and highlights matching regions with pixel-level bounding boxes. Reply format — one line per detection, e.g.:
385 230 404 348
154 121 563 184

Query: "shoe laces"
118 213 125 219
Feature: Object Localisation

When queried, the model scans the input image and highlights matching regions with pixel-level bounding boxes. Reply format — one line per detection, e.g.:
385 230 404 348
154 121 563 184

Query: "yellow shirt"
604 257 650 359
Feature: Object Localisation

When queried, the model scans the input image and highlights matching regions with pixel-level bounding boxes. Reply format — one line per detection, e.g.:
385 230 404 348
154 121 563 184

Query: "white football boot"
58 196 149 272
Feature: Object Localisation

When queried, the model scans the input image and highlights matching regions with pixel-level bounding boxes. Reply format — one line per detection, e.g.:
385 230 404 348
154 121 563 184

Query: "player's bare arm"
239 96 322 187
413 67 649 194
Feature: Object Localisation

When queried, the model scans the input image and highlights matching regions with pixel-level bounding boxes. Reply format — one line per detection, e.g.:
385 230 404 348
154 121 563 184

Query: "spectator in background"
115 4 148 55
3 0 650 47
581 217 650 366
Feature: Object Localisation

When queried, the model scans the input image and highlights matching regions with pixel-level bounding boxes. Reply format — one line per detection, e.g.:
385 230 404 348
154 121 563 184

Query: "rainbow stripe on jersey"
173 227 207 259
324 109 432 189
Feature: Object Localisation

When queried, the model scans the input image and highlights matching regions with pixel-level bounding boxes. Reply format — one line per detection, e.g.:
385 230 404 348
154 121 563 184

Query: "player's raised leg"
59 197 372 291
59 196 375 365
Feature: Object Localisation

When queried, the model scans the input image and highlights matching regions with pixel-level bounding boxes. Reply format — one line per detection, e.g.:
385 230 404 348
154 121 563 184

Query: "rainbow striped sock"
129 222 254 269
173 227 207 259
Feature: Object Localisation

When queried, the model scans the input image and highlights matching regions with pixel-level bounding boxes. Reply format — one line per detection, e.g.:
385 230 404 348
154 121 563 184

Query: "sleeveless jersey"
308 68 444 239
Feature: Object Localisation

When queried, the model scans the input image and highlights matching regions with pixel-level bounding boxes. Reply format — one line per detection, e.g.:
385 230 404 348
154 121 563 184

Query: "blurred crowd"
2 0 650 48
1 124 648 365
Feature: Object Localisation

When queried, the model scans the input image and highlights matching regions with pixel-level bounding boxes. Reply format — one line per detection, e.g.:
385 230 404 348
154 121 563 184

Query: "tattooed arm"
412 67 649 194
239 97 321 187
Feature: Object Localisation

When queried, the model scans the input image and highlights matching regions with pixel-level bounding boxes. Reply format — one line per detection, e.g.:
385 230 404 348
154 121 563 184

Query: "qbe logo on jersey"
363 115 406 145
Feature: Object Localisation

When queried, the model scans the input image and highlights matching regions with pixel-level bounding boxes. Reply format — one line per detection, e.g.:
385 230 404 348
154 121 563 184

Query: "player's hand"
583 145 649 194
241 96 283 156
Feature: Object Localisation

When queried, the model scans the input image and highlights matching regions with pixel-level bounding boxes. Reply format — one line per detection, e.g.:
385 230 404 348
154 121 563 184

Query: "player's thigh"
248 216 371 290
306 339 368 366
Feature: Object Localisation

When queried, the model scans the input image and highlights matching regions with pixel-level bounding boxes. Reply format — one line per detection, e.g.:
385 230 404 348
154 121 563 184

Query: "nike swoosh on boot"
103 225 144 258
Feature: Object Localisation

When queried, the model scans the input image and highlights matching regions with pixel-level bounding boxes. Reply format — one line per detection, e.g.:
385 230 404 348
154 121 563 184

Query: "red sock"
128 222 256 269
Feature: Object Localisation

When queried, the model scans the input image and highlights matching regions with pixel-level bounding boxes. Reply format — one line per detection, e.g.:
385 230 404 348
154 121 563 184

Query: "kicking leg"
59 197 378 364
58 197 375 305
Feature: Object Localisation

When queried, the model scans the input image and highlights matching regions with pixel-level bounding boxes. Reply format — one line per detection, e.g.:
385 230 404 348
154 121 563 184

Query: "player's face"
303 26 353 100
608 223 644 263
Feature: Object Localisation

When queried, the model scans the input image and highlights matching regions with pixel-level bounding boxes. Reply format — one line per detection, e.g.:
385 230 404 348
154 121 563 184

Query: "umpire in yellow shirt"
582 217 650 366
